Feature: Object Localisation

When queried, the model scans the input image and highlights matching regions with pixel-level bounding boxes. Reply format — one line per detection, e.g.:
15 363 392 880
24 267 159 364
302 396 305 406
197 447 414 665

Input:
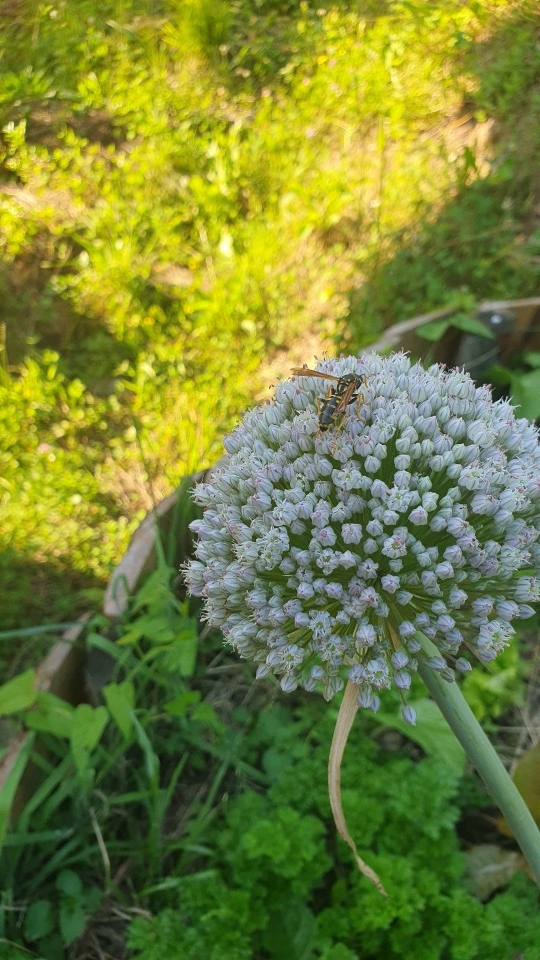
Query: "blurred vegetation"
1 0 540 659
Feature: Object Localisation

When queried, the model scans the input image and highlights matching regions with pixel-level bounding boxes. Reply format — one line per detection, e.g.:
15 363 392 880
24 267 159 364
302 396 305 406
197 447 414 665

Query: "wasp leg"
352 376 368 416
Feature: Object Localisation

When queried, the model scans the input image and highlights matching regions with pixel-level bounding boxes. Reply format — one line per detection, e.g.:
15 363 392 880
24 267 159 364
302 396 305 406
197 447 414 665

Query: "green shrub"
0 351 127 633
127 703 540 960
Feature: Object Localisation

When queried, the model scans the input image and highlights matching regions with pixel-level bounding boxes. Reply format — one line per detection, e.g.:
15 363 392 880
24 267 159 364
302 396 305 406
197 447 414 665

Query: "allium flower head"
185 353 540 718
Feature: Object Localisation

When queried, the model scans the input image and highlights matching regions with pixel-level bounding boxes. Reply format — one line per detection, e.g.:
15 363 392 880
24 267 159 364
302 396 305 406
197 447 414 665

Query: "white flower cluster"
185 353 540 719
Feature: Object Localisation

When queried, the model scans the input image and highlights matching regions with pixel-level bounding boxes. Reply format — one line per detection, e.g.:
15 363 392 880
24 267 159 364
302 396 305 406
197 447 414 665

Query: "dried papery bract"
328 680 387 895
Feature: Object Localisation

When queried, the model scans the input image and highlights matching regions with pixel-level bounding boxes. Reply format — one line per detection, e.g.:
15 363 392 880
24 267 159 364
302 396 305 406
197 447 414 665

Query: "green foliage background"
2 0 540 653
2 599 540 960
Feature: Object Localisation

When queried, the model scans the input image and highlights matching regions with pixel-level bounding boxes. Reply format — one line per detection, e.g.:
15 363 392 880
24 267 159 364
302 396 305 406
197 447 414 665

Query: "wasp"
291 366 367 434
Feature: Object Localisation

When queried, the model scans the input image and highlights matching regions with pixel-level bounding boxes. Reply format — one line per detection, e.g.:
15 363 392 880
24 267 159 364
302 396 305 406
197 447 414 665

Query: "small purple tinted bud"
391 650 409 668
472 597 494 617
440 667 455 683
396 590 413 606
426 656 446 671
348 664 365 684
297 582 314 600
394 669 412 690
342 523 363 544
436 614 456 633
381 574 400 594
496 599 519 621
409 506 428 525
406 637 423 654
448 587 467 608
357 687 373 709
517 604 535 620
401 704 417 725
435 561 454 580
368 694 381 714
515 576 540 602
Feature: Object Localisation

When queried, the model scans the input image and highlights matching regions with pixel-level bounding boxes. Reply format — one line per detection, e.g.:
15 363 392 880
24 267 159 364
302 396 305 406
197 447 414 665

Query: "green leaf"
86 629 128 663
508 369 540 420
0 732 36 848
69 704 108 780
376 698 465 778
418 312 495 342
162 635 198 678
2 826 74 848
132 714 160 788
417 318 453 341
103 679 135 740
86 886 103 913
461 645 521 722
26 691 74 736
56 868 83 897
521 350 540 368
59 898 86 945
119 611 175 646
23 899 54 941
191 700 222 730
131 568 174 613
164 689 200 717
486 362 512 387
262 902 316 960
0 669 37 715
170 618 198 677
450 312 496 338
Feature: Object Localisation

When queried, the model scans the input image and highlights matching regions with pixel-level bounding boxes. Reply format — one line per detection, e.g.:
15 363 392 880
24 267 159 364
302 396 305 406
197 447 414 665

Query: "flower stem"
416 632 540 888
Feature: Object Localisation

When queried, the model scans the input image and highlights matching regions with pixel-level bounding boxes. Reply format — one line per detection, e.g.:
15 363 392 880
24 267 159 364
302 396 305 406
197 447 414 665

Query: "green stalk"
416 632 540 887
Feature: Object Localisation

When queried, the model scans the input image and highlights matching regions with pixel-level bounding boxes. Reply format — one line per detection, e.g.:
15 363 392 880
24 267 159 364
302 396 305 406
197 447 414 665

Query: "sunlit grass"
1 0 539 638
